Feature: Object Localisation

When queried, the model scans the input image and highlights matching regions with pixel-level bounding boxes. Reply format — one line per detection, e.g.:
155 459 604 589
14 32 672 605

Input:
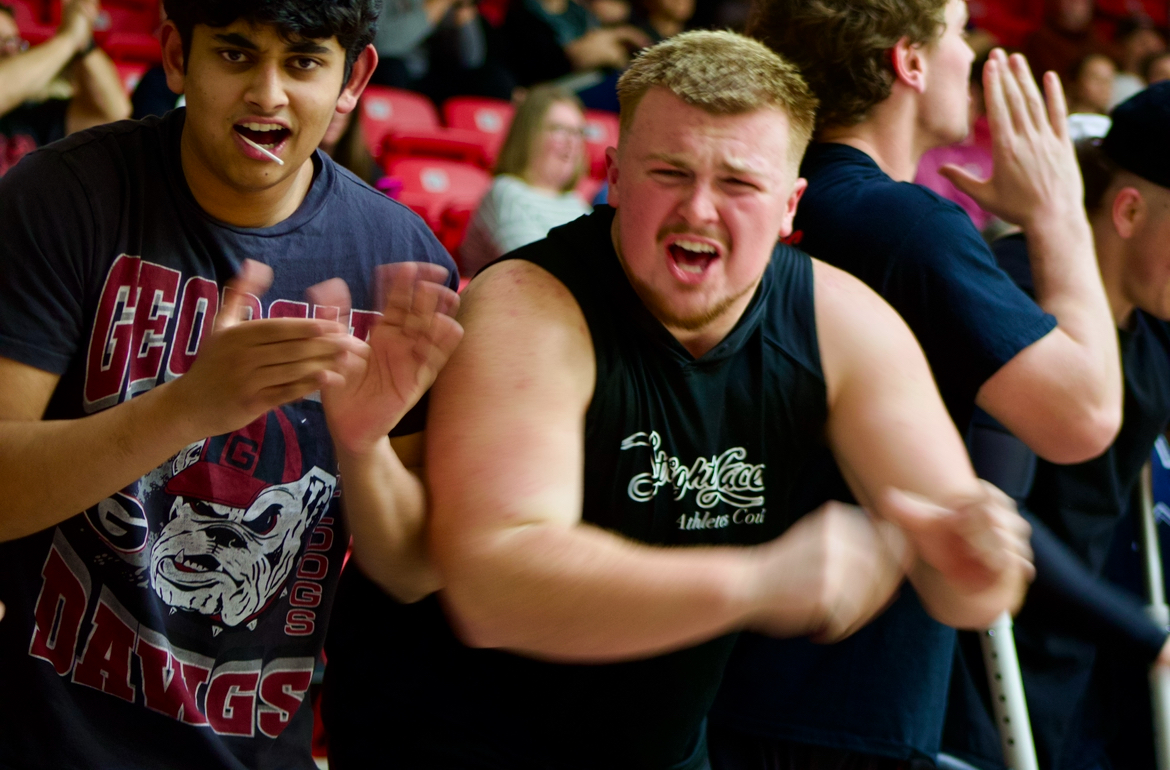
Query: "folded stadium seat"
10 0 55 45
582 109 620 180
114 60 147 95
382 127 494 170
359 86 441 162
386 157 491 236
442 96 515 166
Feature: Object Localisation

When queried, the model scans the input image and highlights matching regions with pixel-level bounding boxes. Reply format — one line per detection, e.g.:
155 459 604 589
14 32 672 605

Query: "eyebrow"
212 32 332 56
646 153 764 177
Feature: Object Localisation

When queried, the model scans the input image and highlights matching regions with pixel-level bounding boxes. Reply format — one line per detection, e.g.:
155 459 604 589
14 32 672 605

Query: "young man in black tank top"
324 30 1032 770
710 1 1123 767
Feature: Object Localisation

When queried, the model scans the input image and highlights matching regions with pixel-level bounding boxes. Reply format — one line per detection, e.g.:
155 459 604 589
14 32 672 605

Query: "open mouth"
171 551 221 574
667 238 720 278
233 122 291 150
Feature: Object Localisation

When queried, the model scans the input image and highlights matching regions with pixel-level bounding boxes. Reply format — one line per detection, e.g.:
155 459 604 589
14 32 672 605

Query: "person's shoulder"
328 160 438 233
5 115 164 193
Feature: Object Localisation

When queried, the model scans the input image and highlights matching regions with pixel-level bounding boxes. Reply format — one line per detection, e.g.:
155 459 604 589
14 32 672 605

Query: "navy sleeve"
0 149 94 374
1026 510 1169 661
891 195 1056 396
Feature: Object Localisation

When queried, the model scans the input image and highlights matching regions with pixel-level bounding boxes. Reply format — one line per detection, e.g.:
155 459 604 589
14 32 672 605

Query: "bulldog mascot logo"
150 409 337 627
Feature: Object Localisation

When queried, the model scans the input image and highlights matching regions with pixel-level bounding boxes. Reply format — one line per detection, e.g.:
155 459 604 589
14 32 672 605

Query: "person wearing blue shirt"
709 0 1123 768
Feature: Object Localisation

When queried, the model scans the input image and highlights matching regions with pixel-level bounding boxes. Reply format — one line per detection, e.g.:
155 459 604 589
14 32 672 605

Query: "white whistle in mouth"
241 134 285 165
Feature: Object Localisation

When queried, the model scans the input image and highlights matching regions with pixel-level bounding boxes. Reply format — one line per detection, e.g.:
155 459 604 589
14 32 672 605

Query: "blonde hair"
494 86 587 193
617 30 818 168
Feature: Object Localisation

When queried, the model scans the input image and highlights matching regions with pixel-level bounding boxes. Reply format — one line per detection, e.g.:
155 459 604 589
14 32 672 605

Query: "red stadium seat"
359 86 440 160
10 0 55 44
103 32 161 62
582 109 619 180
383 126 494 170
438 206 475 264
386 157 491 235
114 61 147 95
442 96 514 164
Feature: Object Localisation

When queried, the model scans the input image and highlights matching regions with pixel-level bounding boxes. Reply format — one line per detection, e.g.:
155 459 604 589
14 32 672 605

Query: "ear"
604 145 620 207
777 177 808 239
890 37 928 94
1111 187 1144 239
337 44 378 115
160 21 187 95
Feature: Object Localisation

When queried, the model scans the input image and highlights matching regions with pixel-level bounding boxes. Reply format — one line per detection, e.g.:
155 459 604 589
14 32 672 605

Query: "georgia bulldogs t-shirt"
0 109 455 770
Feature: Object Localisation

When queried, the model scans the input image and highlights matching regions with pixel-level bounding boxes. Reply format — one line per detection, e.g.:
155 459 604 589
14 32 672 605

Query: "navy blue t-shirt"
943 234 1170 770
0 110 455 770
710 143 1057 761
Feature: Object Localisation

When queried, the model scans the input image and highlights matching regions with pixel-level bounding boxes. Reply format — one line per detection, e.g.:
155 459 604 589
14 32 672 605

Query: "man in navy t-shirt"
711 0 1123 767
0 1 462 768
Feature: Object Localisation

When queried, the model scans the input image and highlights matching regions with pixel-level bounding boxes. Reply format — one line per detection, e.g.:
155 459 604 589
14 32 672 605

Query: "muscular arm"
66 48 132 134
952 51 1121 464
815 260 1033 629
427 261 908 662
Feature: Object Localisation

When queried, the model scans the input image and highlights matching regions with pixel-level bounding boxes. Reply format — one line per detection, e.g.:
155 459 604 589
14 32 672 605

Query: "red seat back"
114 61 147 95
10 0 55 44
386 157 492 233
382 127 493 170
360 86 440 160
582 110 619 180
442 96 514 165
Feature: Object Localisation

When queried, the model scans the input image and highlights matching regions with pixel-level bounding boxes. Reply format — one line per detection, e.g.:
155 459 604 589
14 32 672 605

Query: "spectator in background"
633 0 693 44
1110 17 1164 108
1025 0 1109 91
1067 52 1116 114
500 0 648 90
459 86 590 275
0 0 131 176
1145 49 1170 84
319 107 381 186
373 0 513 102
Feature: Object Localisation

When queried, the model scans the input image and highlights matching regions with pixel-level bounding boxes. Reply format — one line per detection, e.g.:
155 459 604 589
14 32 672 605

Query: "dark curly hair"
747 0 948 132
163 0 381 83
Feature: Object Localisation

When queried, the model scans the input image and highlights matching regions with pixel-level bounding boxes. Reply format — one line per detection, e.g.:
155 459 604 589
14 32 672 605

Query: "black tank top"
323 207 828 770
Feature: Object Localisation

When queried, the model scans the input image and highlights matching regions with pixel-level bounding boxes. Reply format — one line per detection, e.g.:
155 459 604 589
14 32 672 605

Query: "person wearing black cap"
941 81 1170 770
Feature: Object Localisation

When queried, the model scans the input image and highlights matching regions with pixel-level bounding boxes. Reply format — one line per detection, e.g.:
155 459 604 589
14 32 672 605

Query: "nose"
244 62 289 114
677 180 720 227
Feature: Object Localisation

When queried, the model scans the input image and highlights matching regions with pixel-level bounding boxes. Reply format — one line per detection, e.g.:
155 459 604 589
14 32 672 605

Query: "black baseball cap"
1102 81 1170 191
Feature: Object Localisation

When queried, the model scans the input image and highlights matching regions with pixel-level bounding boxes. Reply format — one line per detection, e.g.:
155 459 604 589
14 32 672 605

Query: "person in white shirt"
460 85 592 275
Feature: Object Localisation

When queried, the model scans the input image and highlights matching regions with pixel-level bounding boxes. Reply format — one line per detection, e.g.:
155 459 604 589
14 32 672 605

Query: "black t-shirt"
710 143 1058 761
0 109 455 770
0 99 68 177
942 234 1170 770
323 206 828 770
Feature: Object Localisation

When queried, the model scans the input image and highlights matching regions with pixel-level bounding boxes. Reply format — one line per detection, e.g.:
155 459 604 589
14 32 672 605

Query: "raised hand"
317 262 463 456
59 0 100 55
939 49 1085 230
881 481 1035 613
747 501 914 643
170 259 365 440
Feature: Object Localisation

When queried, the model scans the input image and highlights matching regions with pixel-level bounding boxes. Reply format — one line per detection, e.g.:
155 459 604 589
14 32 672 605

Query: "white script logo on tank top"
620 431 766 509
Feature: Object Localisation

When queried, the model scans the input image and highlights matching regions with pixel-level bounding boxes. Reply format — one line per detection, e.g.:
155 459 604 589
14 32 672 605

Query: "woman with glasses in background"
460 86 591 276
